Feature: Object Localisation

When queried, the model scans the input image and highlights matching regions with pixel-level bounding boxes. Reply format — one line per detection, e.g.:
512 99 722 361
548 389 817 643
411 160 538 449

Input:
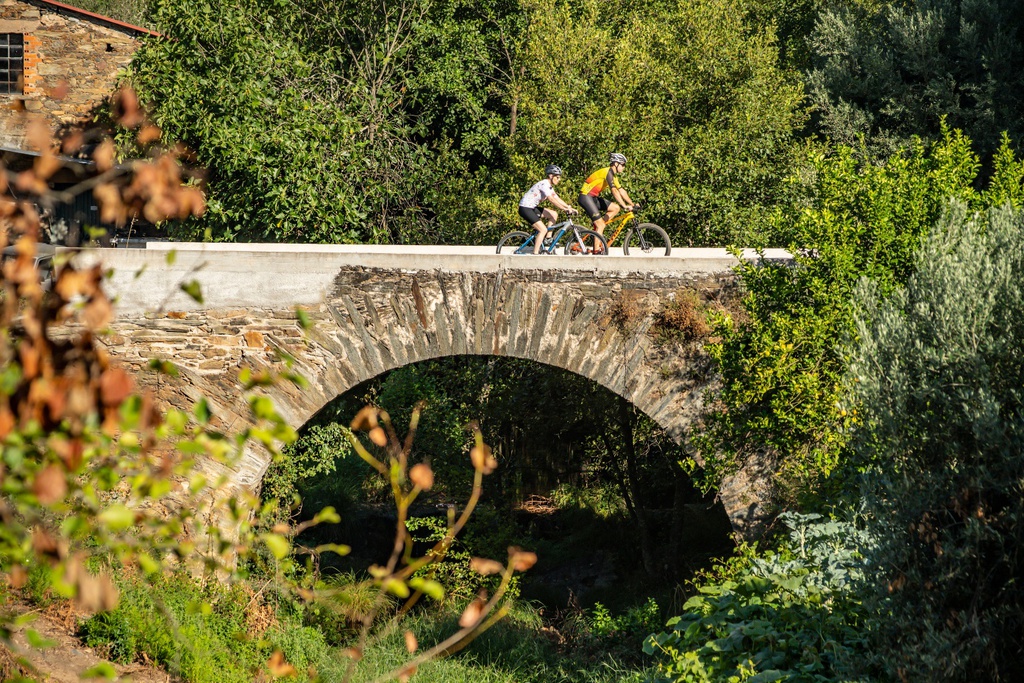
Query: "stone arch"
103 266 766 536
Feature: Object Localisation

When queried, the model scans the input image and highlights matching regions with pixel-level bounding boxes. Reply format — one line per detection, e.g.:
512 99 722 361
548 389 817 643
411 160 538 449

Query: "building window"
0 33 24 95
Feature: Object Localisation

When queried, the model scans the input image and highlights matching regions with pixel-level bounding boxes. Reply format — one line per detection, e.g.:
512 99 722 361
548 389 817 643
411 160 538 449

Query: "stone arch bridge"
86 244 788 536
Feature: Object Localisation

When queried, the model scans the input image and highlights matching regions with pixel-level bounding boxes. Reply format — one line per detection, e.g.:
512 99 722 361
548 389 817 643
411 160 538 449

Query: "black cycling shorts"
519 205 545 226
578 195 611 220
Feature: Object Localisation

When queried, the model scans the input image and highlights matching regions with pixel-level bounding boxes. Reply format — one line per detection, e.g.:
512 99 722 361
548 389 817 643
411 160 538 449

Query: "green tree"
127 0 807 247
846 203 1024 681
128 0 434 244
806 0 1024 161
693 129 1024 506
501 0 808 247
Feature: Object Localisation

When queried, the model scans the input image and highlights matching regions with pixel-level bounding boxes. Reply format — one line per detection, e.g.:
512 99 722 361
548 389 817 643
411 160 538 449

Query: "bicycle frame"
512 218 589 254
598 209 665 254
601 211 637 248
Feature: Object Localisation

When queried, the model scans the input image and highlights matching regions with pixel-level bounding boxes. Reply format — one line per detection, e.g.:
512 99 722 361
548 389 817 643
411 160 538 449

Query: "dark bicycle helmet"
609 153 627 165
545 164 563 176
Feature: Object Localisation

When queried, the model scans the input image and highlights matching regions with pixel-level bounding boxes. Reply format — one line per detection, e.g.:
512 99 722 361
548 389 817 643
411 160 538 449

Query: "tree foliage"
128 0 435 243
0 110 306 647
127 0 807 247
692 128 1024 505
806 0 1024 161
846 204 1024 681
497 0 808 247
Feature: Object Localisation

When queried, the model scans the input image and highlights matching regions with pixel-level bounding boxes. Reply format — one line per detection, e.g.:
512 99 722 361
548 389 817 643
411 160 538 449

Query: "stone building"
0 0 156 149
0 0 157 243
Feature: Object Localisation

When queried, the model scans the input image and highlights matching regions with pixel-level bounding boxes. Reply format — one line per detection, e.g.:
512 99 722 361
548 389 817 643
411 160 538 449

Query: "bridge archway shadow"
276 355 734 615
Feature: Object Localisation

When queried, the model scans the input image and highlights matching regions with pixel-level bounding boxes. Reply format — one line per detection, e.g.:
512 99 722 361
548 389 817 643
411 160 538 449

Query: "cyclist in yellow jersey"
578 153 635 252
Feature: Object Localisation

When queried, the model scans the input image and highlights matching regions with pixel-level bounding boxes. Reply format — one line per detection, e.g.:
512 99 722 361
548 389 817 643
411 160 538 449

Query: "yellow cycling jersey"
580 166 621 197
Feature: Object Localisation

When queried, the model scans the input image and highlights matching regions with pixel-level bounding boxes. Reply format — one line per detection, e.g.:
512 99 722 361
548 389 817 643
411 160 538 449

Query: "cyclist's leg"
579 195 606 230
581 197 613 252
604 201 621 225
536 208 559 253
577 195 605 253
518 205 545 254
593 201 619 253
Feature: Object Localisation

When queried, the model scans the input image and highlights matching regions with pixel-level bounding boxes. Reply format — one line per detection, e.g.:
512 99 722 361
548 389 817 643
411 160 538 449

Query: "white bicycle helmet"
609 153 627 165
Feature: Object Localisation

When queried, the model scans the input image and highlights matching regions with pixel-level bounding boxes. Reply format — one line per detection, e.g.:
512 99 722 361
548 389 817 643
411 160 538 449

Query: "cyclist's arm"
547 191 577 213
611 185 633 210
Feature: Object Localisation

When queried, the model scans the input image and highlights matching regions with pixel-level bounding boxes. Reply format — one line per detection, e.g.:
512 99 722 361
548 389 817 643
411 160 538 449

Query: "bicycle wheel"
496 231 534 254
563 229 609 256
623 223 671 256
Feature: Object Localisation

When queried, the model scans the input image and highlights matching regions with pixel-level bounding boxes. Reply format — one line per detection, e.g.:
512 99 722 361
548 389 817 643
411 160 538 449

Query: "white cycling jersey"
519 179 554 209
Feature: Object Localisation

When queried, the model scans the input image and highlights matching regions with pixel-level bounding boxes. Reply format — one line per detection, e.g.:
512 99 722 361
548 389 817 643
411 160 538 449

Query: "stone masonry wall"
0 0 143 148
99 266 769 539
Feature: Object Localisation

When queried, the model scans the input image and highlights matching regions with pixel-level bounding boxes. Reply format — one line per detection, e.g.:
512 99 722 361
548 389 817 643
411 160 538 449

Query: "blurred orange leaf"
94 139 116 172
350 406 378 431
368 426 387 447
33 464 67 505
470 444 497 474
83 294 113 330
404 630 418 653
509 547 538 572
267 651 297 678
137 125 162 145
34 152 62 181
469 557 503 576
409 463 434 490
459 595 486 628
100 368 133 407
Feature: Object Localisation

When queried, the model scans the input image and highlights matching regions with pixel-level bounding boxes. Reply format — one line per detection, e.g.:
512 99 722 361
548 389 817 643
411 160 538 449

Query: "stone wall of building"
0 0 144 148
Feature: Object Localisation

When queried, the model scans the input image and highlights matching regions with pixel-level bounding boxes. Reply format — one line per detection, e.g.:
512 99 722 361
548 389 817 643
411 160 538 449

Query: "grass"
70 476 687 683
78 571 344 683
347 603 651 683
75 569 655 683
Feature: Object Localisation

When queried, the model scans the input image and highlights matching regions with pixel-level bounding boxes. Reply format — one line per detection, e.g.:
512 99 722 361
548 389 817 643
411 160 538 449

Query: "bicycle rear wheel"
623 223 671 256
496 231 534 254
563 229 609 256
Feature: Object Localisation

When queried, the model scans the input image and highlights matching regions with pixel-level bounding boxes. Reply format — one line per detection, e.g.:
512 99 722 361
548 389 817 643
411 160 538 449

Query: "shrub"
609 290 654 334
846 203 1024 681
406 515 521 604
694 129 1024 507
652 290 716 345
644 513 872 682
262 422 359 520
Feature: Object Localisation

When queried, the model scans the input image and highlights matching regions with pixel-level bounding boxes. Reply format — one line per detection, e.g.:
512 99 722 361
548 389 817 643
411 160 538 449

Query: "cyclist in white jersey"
518 165 578 254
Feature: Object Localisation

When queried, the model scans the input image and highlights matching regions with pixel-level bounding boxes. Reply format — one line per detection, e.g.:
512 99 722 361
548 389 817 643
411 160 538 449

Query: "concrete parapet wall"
73 243 789 316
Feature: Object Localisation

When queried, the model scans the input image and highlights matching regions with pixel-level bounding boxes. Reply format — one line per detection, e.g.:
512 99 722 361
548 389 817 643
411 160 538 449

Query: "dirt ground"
1 601 172 682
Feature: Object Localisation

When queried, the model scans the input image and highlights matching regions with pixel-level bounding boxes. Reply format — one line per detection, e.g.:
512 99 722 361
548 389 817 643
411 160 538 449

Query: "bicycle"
496 216 609 256
598 204 671 256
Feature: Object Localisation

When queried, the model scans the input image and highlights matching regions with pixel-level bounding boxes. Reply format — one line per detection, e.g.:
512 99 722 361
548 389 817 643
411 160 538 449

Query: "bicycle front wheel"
563 229 609 256
496 231 534 254
623 223 671 256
